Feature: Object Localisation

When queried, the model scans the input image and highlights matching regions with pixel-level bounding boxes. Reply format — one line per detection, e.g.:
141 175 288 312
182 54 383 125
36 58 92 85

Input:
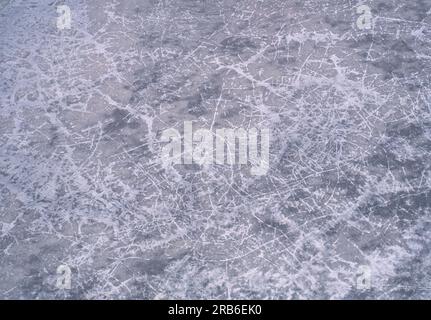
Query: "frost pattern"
0 0 430 299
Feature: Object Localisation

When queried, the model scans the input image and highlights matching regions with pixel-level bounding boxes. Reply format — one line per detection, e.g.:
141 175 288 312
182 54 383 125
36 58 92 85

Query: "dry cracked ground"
0 0 430 299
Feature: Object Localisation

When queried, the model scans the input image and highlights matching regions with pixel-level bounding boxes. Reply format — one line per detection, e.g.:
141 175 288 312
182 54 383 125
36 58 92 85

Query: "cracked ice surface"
0 0 430 299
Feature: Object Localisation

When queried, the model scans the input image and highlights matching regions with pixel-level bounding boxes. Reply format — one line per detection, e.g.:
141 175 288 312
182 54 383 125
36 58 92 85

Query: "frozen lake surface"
0 0 430 299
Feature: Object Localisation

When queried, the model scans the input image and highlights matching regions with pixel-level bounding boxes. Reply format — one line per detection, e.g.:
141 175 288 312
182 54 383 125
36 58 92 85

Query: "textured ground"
0 0 430 299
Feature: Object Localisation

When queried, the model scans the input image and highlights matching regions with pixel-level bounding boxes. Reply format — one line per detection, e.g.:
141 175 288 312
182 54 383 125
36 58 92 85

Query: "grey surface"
0 0 430 299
